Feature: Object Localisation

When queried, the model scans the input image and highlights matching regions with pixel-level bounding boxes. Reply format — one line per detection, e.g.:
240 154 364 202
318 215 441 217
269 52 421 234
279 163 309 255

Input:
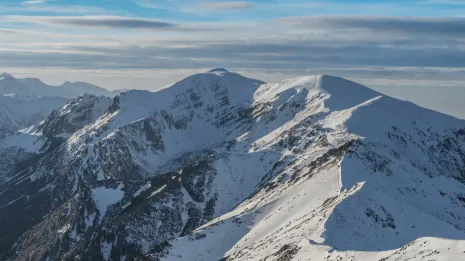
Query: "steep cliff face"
1 71 465 261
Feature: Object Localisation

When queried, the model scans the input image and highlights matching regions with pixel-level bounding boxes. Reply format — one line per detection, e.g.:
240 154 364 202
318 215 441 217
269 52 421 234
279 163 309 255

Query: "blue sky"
1 0 465 119
2 0 465 18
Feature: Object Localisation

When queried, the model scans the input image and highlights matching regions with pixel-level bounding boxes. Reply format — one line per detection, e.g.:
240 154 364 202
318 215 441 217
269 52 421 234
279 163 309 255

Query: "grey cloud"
3 16 465 89
281 16 465 36
4 40 465 70
36 16 177 29
0 28 22 34
4 15 220 31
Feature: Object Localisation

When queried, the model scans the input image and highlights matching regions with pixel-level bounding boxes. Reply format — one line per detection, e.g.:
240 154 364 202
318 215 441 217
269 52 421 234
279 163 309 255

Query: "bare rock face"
1 71 465 261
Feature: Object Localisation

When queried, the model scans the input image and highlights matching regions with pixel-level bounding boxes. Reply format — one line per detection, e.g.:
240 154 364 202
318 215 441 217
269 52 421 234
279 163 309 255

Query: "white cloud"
21 0 47 5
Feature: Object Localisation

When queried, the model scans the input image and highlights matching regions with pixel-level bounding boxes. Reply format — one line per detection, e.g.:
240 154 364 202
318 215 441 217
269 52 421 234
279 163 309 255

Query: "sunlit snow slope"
156 75 465 261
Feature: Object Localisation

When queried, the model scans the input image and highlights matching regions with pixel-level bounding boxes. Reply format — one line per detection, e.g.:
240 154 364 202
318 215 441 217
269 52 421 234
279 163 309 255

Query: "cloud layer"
3 15 465 69
281 16 465 36
33 16 177 29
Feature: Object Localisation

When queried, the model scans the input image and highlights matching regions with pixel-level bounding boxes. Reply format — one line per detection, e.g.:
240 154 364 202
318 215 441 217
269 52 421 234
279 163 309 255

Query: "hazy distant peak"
0 73 14 79
206 68 231 75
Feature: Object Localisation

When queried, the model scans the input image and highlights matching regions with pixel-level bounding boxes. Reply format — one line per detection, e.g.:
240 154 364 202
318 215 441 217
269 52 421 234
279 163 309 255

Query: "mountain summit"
0 73 14 79
0 72 35 99
207 68 230 73
0 72 464 261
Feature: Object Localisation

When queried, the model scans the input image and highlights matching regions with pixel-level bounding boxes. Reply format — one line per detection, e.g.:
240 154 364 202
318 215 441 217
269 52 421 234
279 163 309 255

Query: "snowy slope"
0 71 464 261
0 95 67 131
154 75 465 261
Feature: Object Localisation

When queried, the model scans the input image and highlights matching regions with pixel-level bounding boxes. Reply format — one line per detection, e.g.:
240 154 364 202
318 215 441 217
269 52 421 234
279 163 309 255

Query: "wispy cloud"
0 5 108 14
280 16 465 36
135 0 168 9
194 1 254 11
21 0 48 5
0 28 23 35
3 15 219 31
40 16 177 29
4 15 465 69
136 0 253 11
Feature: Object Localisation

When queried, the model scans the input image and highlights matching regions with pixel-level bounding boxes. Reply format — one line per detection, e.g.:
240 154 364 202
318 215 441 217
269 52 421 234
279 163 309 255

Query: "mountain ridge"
0 73 124 132
0 71 464 261
2 72 121 99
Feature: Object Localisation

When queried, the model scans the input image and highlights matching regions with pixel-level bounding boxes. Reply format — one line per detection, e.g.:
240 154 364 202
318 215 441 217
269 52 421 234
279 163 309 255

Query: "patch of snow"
101 242 113 261
91 184 125 222
148 185 167 198
133 181 151 197
85 212 96 228
121 202 131 209
57 224 72 235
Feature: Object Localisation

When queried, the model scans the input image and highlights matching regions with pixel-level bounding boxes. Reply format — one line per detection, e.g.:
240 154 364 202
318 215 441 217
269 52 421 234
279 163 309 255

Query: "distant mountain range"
1 73 121 99
0 73 122 131
0 69 464 260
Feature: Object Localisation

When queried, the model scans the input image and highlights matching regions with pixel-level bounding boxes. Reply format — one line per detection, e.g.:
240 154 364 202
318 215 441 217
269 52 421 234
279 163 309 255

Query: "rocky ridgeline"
0 71 464 261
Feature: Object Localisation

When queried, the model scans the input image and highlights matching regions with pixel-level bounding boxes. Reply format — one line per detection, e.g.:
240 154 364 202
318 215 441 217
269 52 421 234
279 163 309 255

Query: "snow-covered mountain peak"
252 74 382 116
207 67 230 73
57 71 266 178
277 74 380 98
111 70 264 121
310 75 381 110
0 73 14 80
62 81 87 86
19 77 46 86
0 73 36 99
